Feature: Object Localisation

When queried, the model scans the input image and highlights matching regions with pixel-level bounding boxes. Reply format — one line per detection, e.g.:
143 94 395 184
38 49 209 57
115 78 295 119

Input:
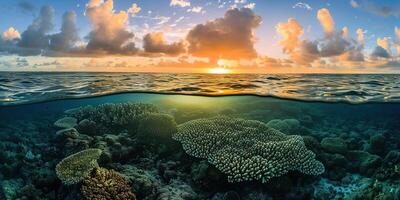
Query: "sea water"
0 73 399 199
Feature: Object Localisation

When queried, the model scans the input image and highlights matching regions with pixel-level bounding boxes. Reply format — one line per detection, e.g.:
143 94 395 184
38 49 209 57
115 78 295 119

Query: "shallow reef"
0 98 400 200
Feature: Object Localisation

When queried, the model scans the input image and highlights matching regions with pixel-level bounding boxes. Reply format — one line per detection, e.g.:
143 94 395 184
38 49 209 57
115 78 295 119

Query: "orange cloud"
276 18 304 53
317 8 335 34
2 27 21 41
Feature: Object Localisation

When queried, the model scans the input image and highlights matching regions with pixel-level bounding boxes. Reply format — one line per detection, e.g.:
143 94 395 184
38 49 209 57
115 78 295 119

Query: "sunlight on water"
1 72 400 105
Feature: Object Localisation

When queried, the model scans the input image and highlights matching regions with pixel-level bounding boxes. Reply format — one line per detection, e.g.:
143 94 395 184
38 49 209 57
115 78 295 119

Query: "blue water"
1 72 400 105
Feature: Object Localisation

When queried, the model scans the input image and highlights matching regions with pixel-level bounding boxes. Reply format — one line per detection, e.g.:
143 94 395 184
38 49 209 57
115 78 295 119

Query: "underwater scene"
0 88 399 200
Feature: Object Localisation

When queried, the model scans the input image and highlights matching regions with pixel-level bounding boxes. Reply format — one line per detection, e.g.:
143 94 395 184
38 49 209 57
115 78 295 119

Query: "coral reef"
71 103 159 134
173 116 324 182
54 117 77 129
55 148 102 185
81 167 136 200
266 118 310 135
136 113 178 144
1 95 400 200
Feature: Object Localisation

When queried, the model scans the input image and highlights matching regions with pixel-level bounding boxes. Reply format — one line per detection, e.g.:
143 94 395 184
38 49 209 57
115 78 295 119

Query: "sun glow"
208 67 231 74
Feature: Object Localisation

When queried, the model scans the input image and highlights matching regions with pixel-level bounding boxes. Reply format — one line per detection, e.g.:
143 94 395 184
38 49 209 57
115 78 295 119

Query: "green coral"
81 167 136 200
137 113 178 144
72 103 159 133
55 148 102 185
173 116 324 183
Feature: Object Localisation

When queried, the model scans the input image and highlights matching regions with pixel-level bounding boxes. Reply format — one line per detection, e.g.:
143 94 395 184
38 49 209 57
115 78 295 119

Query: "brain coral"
55 148 102 185
173 116 324 183
81 167 136 200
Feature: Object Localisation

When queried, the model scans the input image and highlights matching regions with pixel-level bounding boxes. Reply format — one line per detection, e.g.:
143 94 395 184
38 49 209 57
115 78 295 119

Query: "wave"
0 72 399 105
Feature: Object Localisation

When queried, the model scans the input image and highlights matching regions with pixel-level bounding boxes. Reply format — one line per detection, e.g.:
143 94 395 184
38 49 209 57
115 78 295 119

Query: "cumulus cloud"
186 8 261 60
143 32 185 55
371 37 391 58
317 8 335 34
2 27 21 41
170 0 191 8
18 6 54 49
49 11 79 51
276 18 303 53
85 0 138 54
276 8 364 65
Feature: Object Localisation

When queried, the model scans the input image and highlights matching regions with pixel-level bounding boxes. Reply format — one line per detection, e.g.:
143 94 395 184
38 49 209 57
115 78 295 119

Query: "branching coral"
173 116 324 183
55 148 102 185
73 103 159 126
81 167 136 200
71 103 159 133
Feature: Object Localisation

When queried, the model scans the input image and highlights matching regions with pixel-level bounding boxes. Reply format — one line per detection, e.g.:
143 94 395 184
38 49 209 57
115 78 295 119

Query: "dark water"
0 92 399 199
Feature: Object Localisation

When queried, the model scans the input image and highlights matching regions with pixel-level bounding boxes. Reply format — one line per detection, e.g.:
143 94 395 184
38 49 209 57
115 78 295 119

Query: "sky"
1 0 400 73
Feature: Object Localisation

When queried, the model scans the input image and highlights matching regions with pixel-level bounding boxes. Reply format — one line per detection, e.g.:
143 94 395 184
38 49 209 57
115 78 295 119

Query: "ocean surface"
1 72 400 105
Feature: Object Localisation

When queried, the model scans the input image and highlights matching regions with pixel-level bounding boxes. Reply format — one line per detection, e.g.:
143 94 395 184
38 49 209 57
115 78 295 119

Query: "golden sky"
1 0 400 73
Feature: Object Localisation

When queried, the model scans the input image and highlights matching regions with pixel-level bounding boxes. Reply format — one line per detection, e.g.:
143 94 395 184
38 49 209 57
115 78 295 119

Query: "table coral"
173 116 324 183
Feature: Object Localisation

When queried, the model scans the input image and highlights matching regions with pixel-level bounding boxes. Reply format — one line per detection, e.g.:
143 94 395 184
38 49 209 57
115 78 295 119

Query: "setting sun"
208 67 231 74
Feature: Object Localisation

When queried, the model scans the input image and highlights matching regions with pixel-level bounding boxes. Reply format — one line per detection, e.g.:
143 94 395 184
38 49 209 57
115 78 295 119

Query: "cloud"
395 27 400 40
371 46 391 58
244 3 256 10
187 6 203 13
356 28 365 45
170 0 191 8
2 27 21 41
85 0 138 54
276 18 303 53
18 1 35 13
276 8 365 65
377 37 391 51
143 32 185 55
342 27 349 38
351 0 400 17
18 6 54 49
128 3 141 16
293 2 312 11
186 8 261 60
350 0 359 8
317 8 335 34
49 11 79 51
394 27 400 54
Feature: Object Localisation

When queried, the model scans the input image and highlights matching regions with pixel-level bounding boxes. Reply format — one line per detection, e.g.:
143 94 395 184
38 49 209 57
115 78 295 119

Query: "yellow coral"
55 148 102 185
81 167 136 200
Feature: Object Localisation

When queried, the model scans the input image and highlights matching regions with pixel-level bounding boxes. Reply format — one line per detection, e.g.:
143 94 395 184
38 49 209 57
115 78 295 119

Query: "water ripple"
0 72 399 105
